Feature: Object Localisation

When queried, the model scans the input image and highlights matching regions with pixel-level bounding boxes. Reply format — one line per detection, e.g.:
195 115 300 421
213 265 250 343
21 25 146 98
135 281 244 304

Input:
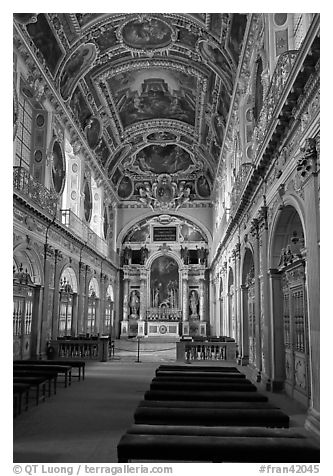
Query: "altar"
146 306 182 338
119 214 209 340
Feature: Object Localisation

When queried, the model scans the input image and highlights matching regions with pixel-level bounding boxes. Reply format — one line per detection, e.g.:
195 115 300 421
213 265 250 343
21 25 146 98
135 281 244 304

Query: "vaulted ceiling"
14 13 248 208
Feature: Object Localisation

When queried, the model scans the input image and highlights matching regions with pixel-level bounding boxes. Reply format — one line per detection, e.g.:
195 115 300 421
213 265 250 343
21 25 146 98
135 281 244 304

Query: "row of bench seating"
13 359 85 418
117 364 320 463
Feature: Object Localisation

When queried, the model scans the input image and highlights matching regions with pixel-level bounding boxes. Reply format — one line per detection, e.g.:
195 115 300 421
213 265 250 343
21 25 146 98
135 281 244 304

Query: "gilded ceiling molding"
214 14 261 190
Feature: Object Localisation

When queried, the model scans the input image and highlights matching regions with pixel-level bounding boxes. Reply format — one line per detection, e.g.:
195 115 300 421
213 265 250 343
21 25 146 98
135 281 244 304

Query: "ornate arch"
13 242 43 285
117 210 212 249
59 265 78 293
268 193 306 269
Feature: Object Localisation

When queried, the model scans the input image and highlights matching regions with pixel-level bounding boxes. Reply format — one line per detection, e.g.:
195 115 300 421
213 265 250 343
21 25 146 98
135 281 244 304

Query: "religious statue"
189 290 199 317
181 246 189 265
153 288 160 307
167 280 178 308
197 246 208 266
140 245 149 265
129 290 140 317
123 246 132 265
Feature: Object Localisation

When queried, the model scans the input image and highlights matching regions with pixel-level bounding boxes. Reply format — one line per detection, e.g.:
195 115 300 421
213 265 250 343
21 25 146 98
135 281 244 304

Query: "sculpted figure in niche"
123 246 132 265
197 246 208 266
140 245 149 264
181 246 189 265
129 291 140 317
153 288 160 307
189 290 199 317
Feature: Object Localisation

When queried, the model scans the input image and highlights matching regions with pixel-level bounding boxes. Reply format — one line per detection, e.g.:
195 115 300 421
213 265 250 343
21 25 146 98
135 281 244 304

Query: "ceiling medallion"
137 174 192 211
117 14 177 55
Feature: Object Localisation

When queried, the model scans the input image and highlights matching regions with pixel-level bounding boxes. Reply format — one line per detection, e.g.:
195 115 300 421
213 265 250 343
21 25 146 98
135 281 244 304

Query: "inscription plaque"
153 226 177 242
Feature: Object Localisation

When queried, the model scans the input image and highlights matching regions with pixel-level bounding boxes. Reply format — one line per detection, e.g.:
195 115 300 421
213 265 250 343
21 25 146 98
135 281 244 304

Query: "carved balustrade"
50 337 112 361
254 50 298 150
176 340 237 362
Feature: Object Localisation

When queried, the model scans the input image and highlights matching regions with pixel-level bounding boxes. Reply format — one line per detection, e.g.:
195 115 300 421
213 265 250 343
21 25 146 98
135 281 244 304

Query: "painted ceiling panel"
15 12 249 209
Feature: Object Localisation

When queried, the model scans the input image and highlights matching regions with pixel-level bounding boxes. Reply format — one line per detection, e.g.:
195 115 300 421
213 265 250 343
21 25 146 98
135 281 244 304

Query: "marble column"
240 284 249 365
138 268 147 336
77 261 86 335
268 268 285 390
250 218 262 378
39 243 54 357
120 268 130 337
181 268 189 335
51 249 63 339
258 207 272 389
199 272 205 322
214 276 221 337
199 271 207 336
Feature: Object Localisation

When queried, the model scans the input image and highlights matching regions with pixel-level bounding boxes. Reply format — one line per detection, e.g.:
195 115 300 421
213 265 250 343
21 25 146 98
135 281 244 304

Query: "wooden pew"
13 368 57 396
13 383 30 417
155 370 246 379
12 363 72 387
149 380 257 392
138 400 279 410
117 433 320 463
126 424 306 437
157 365 240 372
133 406 290 427
144 390 268 402
152 376 251 384
13 376 48 405
14 360 85 381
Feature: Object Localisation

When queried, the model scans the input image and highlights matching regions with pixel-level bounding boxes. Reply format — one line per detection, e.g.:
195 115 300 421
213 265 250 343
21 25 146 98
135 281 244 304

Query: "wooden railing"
49 337 113 362
176 340 237 362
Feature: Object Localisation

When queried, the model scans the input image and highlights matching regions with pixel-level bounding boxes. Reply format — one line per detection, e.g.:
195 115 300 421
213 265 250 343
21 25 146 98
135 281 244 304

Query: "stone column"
138 268 147 336
82 265 92 334
258 206 272 389
77 261 85 335
199 271 207 336
240 284 249 365
233 243 241 350
39 244 54 357
120 268 130 337
51 249 63 339
214 276 221 337
221 262 228 336
250 218 262 378
296 138 320 437
199 271 205 321
268 268 285 390
98 273 107 335
181 268 189 335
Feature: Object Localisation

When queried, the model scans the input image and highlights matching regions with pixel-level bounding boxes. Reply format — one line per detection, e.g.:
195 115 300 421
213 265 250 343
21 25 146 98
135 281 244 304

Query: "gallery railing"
13 166 59 217
60 209 120 265
176 340 237 362
229 50 299 218
254 49 298 151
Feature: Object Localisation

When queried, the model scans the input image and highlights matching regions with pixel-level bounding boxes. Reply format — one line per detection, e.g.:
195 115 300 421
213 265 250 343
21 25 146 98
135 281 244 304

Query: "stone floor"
13 349 316 464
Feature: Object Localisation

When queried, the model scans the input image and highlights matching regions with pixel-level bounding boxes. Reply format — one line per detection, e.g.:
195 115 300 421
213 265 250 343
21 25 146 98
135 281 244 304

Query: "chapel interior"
13 12 320 463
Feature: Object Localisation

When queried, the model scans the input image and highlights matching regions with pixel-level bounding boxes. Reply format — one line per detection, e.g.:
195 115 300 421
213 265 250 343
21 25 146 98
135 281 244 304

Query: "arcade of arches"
13 13 320 438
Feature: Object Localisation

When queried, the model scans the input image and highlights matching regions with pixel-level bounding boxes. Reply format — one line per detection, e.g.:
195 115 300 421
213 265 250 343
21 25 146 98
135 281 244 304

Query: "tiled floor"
13 355 314 463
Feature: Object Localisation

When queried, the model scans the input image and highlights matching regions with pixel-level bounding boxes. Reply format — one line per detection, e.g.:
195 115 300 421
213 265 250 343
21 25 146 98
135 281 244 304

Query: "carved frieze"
296 138 318 183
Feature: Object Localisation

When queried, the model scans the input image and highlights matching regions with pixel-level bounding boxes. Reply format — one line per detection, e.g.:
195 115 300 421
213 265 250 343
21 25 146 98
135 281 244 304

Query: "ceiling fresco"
14 12 248 209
